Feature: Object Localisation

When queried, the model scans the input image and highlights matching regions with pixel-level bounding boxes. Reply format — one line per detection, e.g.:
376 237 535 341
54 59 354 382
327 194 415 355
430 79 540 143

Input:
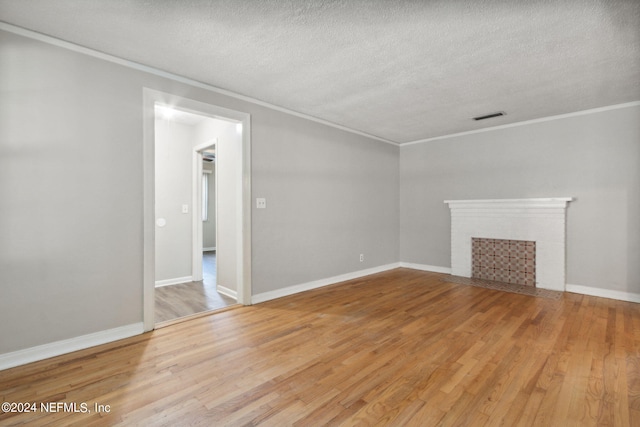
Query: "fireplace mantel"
445 198 572 291
444 198 572 211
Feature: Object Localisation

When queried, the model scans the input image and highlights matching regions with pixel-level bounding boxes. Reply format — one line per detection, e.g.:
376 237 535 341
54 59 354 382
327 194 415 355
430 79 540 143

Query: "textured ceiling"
1 0 639 144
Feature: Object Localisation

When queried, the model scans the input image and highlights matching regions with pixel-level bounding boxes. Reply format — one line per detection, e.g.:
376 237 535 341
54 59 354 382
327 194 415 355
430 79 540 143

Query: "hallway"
155 251 236 323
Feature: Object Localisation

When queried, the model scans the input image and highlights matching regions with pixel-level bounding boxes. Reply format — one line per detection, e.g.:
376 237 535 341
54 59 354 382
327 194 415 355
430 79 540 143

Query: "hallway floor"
155 251 236 324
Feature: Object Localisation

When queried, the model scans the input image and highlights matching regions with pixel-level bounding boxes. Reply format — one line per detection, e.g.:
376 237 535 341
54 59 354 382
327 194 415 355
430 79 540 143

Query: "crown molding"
0 21 398 147
402 101 640 147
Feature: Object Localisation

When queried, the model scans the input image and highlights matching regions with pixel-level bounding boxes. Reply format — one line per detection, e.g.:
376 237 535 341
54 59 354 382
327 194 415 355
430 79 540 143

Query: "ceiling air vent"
473 111 505 121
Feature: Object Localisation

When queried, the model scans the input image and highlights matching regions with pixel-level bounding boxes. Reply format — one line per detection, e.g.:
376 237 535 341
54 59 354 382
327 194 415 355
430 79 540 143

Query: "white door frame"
192 139 217 282
143 88 252 331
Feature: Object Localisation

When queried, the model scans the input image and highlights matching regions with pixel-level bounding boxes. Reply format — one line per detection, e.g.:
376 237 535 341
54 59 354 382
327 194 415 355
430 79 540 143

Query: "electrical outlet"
359 254 364 262
256 198 266 209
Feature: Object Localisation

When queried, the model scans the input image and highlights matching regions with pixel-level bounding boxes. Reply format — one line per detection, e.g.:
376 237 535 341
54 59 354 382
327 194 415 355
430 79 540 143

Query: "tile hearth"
442 275 562 300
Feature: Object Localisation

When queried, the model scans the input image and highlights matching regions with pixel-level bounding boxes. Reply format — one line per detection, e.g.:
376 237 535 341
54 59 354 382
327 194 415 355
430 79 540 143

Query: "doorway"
143 89 252 331
154 120 236 324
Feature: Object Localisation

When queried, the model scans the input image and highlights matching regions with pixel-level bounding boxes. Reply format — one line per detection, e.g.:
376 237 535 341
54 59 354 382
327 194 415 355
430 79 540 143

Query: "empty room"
0 1 639 426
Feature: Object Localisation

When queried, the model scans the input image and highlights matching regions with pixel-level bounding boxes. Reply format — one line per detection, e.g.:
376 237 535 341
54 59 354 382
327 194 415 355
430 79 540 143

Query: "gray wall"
4 25 635 358
0 29 400 355
154 118 196 282
400 105 640 294
1 31 144 353
154 115 223 283
251 111 400 294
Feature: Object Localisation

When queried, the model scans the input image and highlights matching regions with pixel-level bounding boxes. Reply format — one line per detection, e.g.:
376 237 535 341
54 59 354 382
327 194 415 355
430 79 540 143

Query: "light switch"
182 204 189 214
256 198 266 209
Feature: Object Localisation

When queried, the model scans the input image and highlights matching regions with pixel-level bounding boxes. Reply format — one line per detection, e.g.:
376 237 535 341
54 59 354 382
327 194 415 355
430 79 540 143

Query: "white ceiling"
1 0 638 144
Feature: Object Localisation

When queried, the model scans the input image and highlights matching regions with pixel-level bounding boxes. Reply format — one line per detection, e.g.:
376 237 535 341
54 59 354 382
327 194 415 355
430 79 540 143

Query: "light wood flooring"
1 268 639 426
155 251 236 324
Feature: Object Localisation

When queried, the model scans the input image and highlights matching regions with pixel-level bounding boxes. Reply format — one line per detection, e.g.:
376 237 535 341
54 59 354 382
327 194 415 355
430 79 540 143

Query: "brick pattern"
446 198 570 291
471 238 536 287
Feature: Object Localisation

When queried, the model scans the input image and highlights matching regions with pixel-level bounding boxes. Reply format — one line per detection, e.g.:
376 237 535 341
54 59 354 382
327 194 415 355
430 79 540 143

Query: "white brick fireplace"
444 198 572 291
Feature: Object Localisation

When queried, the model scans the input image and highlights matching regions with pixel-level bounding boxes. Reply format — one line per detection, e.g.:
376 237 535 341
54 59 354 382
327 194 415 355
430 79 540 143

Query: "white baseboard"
399 262 452 274
252 262 401 304
217 285 237 300
203 247 216 252
398 266 639 303
0 323 144 371
566 284 640 303
155 276 193 287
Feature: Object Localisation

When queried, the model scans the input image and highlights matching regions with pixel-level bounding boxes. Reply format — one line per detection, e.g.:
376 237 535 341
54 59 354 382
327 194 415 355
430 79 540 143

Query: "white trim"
566 284 640 304
443 197 572 209
400 266 640 304
402 101 640 146
142 90 156 331
399 262 452 274
193 139 218 283
203 247 216 251
0 323 144 371
217 285 238 300
251 263 401 304
398 265 639 304
143 89 253 332
240 116 252 306
2 23 636 148
155 276 193 287
0 22 396 147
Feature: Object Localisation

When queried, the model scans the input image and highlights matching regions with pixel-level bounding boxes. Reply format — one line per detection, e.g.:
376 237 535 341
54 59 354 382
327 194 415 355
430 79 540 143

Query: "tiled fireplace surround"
445 198 572 292
472 238 536 287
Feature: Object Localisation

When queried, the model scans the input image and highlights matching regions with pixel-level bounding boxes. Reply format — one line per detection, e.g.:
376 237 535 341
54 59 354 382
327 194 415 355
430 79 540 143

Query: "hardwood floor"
2 268 639 426
155 251 236 324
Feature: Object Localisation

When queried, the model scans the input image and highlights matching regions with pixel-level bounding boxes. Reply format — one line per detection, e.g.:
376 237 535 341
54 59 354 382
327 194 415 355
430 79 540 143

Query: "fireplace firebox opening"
471 238 536 287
